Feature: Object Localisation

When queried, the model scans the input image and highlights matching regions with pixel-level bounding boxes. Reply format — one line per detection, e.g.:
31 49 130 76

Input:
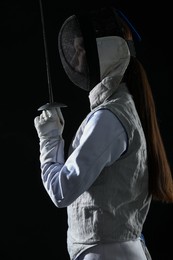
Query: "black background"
0 0 172 259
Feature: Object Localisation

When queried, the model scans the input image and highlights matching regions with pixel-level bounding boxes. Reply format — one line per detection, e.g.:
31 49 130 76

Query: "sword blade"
38 0 67 110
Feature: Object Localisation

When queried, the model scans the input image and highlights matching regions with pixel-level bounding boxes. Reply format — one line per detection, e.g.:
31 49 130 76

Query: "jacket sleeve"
39 109 127 208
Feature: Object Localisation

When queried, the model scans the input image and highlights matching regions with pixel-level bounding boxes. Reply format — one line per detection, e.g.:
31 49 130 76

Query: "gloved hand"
34 107 65 139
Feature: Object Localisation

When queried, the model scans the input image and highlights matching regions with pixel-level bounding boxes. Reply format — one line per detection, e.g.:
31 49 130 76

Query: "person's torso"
67 84 151 260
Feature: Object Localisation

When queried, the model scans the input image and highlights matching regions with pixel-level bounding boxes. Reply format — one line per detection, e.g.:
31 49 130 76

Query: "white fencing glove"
34 107 65 139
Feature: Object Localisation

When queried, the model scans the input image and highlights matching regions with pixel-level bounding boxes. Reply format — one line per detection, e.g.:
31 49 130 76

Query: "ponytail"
124 57 173 202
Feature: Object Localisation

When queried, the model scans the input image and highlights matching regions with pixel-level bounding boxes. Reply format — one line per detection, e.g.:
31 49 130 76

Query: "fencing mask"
58 6 141 91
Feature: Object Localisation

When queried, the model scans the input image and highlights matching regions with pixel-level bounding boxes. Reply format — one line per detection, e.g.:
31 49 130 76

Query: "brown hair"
119 13 173 202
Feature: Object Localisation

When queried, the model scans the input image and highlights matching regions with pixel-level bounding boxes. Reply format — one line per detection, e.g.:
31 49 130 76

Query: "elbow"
51 195 73 208
52 193 78 208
